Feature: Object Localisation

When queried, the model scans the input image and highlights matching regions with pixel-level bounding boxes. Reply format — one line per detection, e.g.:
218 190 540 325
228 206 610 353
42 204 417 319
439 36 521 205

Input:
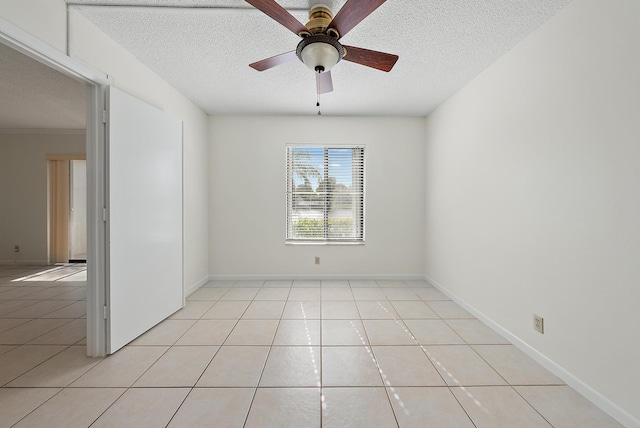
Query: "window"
286 145 365 243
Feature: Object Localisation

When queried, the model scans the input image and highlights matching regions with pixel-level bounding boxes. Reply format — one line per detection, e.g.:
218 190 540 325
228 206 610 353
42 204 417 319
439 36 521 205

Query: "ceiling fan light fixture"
296 34 344 73
301 42 339 72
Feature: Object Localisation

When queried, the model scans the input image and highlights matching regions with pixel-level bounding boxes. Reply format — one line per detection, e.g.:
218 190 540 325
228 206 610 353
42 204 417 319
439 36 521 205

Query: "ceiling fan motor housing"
296 34 345 73
305 4 333 34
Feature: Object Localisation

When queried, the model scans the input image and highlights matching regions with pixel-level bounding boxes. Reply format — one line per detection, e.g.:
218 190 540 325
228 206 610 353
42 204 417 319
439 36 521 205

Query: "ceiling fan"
246 0 399 96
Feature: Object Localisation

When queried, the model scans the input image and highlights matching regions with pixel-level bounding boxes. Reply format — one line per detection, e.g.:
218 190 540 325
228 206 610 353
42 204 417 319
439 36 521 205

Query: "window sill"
285 240 365 246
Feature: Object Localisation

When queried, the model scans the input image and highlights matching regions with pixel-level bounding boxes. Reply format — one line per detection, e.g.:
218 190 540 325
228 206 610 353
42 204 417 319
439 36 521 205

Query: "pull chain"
316 74 322 115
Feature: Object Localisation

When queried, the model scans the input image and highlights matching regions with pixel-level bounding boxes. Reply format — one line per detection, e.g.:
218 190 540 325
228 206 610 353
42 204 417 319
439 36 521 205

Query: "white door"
107 87 183 353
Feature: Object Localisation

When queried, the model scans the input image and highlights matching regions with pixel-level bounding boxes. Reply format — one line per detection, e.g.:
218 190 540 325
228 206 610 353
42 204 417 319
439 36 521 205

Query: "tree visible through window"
286 145 365 243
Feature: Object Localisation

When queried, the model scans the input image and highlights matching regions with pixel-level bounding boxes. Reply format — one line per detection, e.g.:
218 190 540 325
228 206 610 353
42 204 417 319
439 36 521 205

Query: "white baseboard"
185 275 210 298
208 273 426 281
424 274 639 428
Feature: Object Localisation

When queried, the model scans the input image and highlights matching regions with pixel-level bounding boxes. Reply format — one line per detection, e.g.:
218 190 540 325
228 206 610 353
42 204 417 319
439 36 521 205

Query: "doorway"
2 16 185 357
69 159 87 263
48 157 87 264
1 17 110 356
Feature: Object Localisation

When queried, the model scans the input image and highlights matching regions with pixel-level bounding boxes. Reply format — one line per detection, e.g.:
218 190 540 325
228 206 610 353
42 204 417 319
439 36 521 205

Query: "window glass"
286 145 365 243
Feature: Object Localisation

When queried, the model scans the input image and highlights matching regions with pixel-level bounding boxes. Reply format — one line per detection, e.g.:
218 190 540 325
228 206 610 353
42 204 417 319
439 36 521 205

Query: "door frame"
1 17 112 357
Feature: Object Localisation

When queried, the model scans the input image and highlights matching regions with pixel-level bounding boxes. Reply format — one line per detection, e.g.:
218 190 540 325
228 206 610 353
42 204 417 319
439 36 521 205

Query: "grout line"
1 274 597 426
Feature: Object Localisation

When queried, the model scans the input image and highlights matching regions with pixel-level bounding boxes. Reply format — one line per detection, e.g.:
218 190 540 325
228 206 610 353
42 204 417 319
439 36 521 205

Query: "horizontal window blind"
286 145 365 243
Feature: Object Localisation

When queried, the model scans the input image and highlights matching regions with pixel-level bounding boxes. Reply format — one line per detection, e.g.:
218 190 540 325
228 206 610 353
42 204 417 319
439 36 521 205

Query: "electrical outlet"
14 245 20 253
315 256 320 265
533 314 544 334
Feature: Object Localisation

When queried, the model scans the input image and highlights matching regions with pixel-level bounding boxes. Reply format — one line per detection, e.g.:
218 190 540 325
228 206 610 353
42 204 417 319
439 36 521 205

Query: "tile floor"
0 269 624 427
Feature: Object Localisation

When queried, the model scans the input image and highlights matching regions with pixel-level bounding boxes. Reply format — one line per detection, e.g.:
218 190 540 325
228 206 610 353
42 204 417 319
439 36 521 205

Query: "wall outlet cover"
533 314 544 334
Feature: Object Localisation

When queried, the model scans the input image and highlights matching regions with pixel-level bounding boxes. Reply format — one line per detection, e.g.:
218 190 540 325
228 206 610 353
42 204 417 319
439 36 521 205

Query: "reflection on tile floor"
0 269 624 427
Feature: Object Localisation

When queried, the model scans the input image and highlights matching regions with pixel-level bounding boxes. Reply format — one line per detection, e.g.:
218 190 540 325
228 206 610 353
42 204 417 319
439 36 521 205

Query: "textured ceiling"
0 43 86 130
70 0 571 116
1 0 571 126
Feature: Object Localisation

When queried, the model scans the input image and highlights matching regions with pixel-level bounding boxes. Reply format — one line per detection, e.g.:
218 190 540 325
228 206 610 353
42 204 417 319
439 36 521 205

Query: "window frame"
285 144 366 245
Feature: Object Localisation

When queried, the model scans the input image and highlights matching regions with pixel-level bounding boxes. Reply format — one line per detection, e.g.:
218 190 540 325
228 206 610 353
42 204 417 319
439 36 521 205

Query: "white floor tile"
288 288 321 301
133 346 219 387
381 287 421 300
0 319 71 344
70 346 167 387
260 346 321 387
282 301 321 319
363 320 416 345
321 287 354 301
292 280 321 288
8 346 101 387
263 280 293 288
174 319 236 345
322 387 397 428
389 387 475 428
169 300 216 320
0 388 61 427
473 344 564 385
515 386 624 427
423 345 507 386
451 386 552 427
219 287 260 300
202 300 250 319
404 319 466 345
348 280 379 288
187 287 228 301
391 301 439 319
322 319 369 346
246 388 321 428
0 268 620 428
321 280 350 288
274 319 321 346
427 300 474 318
372 346 446 387
197 346 269 387
241 300 286 319
13 387 125 428
28 318 86 345
322 346 383 386
168 388 254 427
254 287 290 300
356 300 401 320
224 319 278 345
321 301 360 319
0 344 66 385
92 388 190 428
445 319 510 344
132 319 196 346
351 288 387 300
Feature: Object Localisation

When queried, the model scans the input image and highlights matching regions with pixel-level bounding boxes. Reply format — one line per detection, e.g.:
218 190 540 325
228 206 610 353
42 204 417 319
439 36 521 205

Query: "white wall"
65 9 211 292
0 132 85 264
424 0 640 425
0 0 67 53
209 116 425 278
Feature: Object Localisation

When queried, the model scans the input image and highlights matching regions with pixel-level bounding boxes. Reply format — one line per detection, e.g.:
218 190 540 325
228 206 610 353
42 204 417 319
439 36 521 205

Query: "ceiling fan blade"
245 0 308 36
328 0 388 39
342 45 398 72
249 51 297 71
316 70 333 94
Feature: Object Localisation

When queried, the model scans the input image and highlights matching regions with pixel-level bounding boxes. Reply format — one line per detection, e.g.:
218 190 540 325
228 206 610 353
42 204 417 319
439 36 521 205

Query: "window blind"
286 145 365 243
